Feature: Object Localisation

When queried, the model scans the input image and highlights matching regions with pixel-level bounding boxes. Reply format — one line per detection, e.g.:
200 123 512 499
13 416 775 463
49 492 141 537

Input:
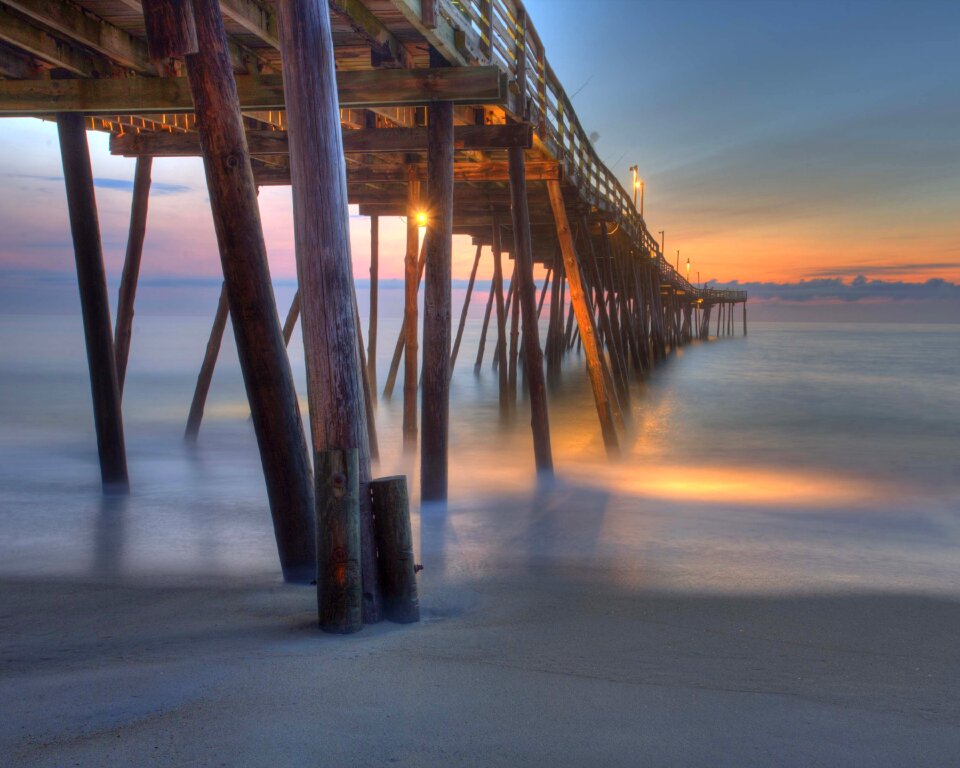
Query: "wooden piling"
508 144 553 473
507 261 520 409
546 179 619 456
474 278 496 374
114 155 152 395
367 215 379 397
57 112 129 491
450 243 482 376
403 176 421 449
316 448 362 634
184 282 228 441
371 475 420 623
172 0 315 583
743 302 748 336
383 236 426 398
491 218 510 415
281 290 301 345
421 98 454 503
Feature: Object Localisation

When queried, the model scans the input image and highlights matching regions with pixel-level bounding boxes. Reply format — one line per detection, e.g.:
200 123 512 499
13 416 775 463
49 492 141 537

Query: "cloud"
710 275 960 304
3 172 190 196
804 263 960 278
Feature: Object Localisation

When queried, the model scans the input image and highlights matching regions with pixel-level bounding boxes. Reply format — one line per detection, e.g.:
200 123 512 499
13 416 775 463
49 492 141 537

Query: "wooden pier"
0 0 747 603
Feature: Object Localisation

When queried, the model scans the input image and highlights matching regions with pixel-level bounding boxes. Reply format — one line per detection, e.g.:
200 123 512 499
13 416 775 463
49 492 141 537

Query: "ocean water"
1 294 958 597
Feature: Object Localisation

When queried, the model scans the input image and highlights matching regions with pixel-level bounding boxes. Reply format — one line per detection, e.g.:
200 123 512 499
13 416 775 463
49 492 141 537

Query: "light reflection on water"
0 312 958 596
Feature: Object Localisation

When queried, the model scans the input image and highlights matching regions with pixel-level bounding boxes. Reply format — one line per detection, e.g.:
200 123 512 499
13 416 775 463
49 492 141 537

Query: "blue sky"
0 0 958 319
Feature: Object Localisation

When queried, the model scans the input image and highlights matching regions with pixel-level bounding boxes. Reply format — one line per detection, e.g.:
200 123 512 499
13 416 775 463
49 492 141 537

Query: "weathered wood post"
316 448 362 634
507 261 521 409
274 0 380 614
491 217 510 415
421 96 454 503
474 279 496 374
508 143 553 474
450 243 482 375
403 175 421 450
282 290 301 345
546 180 619 456
154 0 316 582
368 215 379 397
184 282 228 441
114 155 152 394
743 301 748 336
383 237 425 398
371 476 420 623
57 113 129 491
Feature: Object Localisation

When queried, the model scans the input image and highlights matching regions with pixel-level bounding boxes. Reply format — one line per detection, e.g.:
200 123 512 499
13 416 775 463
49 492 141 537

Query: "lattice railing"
441 0 745 303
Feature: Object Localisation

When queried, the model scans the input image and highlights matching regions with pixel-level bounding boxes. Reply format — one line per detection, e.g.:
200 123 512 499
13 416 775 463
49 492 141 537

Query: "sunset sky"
1 0 958 317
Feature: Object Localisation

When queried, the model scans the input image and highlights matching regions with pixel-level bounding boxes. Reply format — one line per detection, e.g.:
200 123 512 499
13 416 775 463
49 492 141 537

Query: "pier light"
686 257 690 281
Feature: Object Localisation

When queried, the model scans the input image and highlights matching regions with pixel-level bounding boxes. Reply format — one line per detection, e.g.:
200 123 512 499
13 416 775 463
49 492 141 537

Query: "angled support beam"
114 155 152 393
57 112 129 491
546 180 619 457
0 66 509 115
170 0 316 582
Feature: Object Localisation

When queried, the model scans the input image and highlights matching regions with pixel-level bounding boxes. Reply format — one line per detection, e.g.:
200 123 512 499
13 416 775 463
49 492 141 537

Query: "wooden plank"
0 6 115 77
0 66 509 115
110 122 533 156
3 0 153 72
253 158 558 186
329 0 411 68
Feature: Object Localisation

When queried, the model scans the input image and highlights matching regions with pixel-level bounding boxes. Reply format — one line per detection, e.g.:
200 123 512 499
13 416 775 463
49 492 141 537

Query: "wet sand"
3 483 959 767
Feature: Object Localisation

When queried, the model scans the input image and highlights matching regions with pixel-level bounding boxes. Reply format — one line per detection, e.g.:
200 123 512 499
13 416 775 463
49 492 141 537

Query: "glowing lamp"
416 211 428 226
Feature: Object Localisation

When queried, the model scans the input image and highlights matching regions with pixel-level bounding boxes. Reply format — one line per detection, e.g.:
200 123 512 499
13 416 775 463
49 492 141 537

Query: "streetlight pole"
686 256 690 282
658 230 664 256
629 164 639 211
676 249 680 271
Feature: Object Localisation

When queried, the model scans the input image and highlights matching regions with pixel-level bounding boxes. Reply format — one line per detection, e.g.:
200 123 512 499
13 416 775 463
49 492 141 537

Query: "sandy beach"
3 476 959 767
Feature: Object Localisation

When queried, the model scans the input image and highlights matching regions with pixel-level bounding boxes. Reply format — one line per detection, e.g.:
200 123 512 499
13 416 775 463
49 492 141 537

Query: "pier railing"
441 0 744 303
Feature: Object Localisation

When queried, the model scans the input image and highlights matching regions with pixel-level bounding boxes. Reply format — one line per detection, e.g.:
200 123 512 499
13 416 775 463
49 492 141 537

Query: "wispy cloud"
804 263 960 278
4 172 190 196
711 275 960 303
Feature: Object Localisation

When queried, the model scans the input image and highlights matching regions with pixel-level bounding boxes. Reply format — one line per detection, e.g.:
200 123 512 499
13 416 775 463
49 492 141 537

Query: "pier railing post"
57 113 129 492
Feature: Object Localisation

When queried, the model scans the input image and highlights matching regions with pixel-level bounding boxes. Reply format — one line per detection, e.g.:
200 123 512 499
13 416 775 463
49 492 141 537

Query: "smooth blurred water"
1 295 958 594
